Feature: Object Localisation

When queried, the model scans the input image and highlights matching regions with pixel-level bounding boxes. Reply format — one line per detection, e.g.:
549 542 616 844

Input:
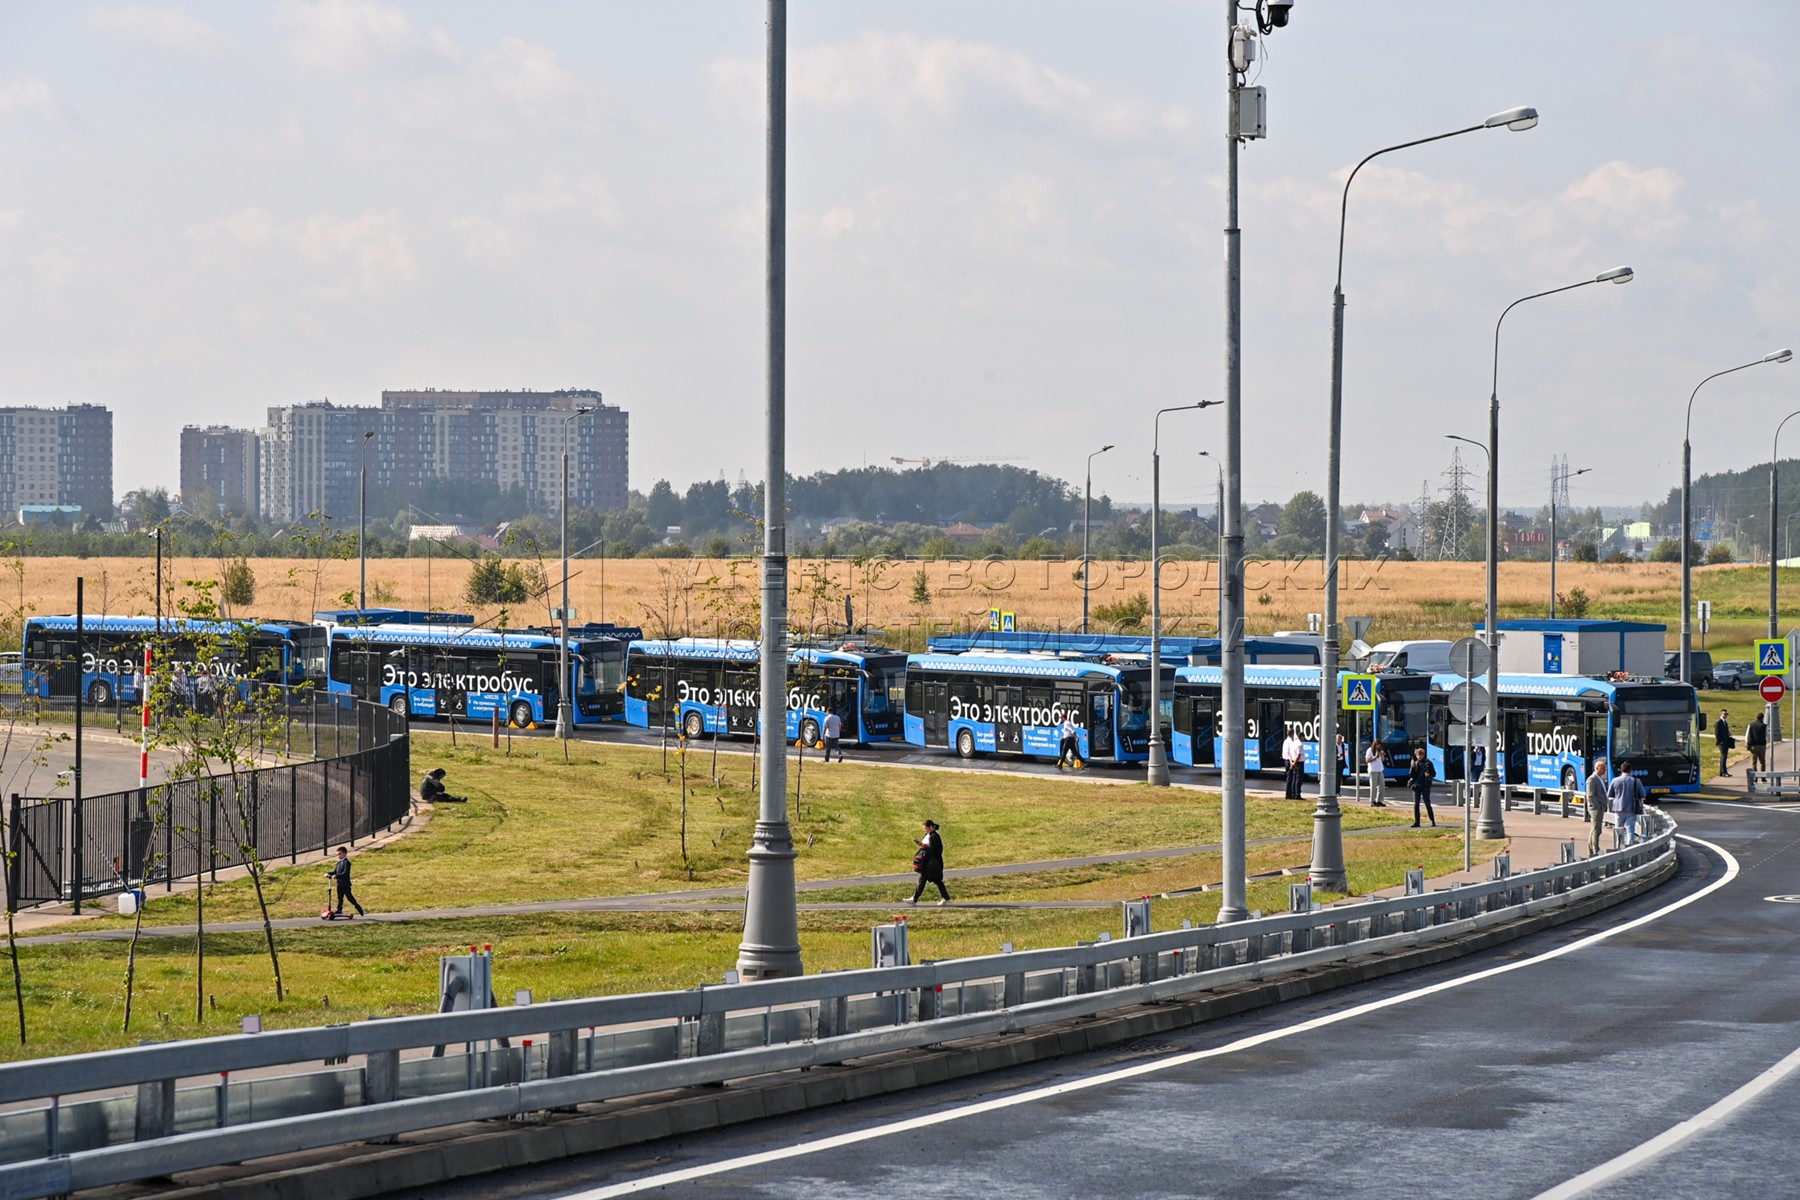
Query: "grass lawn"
0 734 1484 1061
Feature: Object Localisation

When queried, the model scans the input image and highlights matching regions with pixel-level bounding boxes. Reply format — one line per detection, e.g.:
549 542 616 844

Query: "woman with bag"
1407 747 1437 828
908 819 950 906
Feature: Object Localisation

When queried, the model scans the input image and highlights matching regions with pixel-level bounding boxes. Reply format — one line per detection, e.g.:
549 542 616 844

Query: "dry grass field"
9 553 1787 650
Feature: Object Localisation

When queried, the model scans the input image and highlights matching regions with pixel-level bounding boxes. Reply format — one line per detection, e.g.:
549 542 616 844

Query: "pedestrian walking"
328 846 365 917
1714 709 1736 777
1609 760 1647 847
1335 734 1351 789
1282 728 1305 799
1584 758 1610 857
1747 712 1768 773
1058 713 1082 770
822 710 844 762
1407 747 1436 828
908 819 950 905
1364 741 1388 807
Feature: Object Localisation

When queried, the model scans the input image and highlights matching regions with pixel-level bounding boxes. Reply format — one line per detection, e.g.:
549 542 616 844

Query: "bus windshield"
578 645 624 700
863 661 903 716
1119 678 1152 731
1378 683 1428 751
1613 698 1697 760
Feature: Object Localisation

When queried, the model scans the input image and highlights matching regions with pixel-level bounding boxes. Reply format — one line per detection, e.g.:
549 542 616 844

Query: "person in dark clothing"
1407 747 1437 828
908 819 950 905
1714 709 1735 777
419 767 464 804
328 846 365 917
1747 713 1769 773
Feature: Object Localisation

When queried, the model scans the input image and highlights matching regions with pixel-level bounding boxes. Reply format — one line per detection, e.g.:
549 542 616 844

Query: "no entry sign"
1761 675 1787 704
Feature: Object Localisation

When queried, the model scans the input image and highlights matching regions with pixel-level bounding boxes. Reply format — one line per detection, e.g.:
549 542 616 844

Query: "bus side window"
905 675 923 715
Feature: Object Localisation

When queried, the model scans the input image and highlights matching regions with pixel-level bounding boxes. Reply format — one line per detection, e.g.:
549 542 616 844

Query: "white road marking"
564 834 1739 1198
1532 1040 1800 1199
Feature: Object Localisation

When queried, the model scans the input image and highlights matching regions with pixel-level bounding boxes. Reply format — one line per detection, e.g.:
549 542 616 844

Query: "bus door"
824 674 856 740
1588 710 1610 770
1504 708 1530 784
1187 694 1218 766
726 663 758 735
993 684 1023 753
1257 698 1285 771
924 679 949 746
1088 687 1114 758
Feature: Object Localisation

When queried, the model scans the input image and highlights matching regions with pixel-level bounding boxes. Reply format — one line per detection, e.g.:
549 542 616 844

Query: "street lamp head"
1100 444 1115 453
1767 348 1795 364
1196 399 1222 409
1484 105 1539 131
1596 266 1634 284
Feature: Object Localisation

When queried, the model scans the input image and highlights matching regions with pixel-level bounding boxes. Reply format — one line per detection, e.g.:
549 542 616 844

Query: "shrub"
1092 591 1150 631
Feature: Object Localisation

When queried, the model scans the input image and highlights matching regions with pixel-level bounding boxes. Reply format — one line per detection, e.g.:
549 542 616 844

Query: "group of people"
1584 758 1648 852
1714 708 1769 777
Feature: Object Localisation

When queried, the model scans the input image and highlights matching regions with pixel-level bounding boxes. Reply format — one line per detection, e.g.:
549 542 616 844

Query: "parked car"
1664 650 1714 690
0 652 20 686
1713 660 1757 690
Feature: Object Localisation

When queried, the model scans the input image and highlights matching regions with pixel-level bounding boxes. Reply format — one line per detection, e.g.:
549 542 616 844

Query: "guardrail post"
1002 971 1024 1008
817 992 849 1037
134 1078 174 1142
547 1029 576 1078
1531 787 1545 815
695 1008 725 1057
365 1048 399 1105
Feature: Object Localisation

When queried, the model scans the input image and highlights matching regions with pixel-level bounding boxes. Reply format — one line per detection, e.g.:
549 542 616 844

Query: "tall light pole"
1548 464 1591 617
1149 401 1219 786
1683 349 1794 685
556 405 595 747
358 430 375 613
738 0 802 981
1312 105 1538 892
1082 444 1113 634
1478 267 1634 839
1766 409 1800 742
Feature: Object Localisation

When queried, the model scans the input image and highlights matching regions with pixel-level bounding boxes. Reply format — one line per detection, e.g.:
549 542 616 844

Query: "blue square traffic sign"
1757 639 1789 674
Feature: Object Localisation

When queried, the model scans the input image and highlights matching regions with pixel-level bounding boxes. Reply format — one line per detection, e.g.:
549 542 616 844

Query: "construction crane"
890 456 1026 468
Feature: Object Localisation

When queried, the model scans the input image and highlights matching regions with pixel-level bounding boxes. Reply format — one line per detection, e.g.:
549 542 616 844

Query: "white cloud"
299 210 416 293
819 207 855 236
0 211 23 233
1559 161 1687 239
272 0 458 72
0 75 58 120
85 5 235 58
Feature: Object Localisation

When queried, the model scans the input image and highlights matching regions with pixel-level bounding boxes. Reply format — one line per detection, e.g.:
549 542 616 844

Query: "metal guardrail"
1747 769 1800 797
0 807 1676 1200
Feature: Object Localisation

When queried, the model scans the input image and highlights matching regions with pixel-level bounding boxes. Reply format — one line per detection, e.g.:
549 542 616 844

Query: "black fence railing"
5 697 410 907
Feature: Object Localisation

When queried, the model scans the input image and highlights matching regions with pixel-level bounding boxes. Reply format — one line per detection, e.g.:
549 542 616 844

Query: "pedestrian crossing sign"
1342 674 1377 711
1757 639 1789 674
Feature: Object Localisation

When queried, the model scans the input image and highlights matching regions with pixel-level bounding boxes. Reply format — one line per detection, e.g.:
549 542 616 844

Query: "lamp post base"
1477 775 1508 840
737 821 803 980
1146 742 1170 787
1308 798 1347 892
554 701 572 741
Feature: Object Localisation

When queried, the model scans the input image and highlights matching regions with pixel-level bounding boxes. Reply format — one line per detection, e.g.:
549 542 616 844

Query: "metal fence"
0 807 1676 1199
5 696 409 908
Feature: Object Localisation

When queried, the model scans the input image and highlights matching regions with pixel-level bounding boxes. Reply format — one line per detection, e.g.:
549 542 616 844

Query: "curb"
108 853 1678 1200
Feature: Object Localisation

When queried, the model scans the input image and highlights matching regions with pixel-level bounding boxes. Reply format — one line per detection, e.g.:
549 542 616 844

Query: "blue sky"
2 1 1795 514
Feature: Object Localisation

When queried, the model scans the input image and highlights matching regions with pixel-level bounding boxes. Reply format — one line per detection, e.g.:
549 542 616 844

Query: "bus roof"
629 638 905 667
924 630 1321 663
1426 672 1696 700
906 653 1139 681
330 623 557 651
27 614 308 637
313 608 475 626
1177 664 1428 690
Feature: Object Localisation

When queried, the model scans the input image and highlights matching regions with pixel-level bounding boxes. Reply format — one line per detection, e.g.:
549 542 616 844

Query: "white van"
1360 640 1454 675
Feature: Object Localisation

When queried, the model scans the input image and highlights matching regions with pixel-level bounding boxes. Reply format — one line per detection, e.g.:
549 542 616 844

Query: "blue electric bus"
901 652 1166 763
21 614 324 705
927 630 1323 665
1426 673 1701 797
324 622 640 726
623 638 907 745
1169 664 1430 778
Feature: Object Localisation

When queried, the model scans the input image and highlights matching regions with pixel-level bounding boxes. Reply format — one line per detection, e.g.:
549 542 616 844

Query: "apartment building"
0 404 113 516
179 425 261 516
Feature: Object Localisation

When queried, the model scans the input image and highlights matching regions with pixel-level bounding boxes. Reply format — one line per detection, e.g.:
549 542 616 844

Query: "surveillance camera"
1264 0 1294 27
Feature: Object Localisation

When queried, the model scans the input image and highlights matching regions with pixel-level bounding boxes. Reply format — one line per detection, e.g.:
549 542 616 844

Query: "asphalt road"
390 799 1800 1200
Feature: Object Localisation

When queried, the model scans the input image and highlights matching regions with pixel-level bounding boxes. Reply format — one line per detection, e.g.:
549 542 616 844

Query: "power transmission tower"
1413 478 1435 557
1441 448 1474 560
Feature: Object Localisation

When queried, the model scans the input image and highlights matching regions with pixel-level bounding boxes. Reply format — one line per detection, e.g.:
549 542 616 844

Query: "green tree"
1361 521 1390 558
1278 491 1328 553
1093 592 1150 632
1706 542 1735 565
221 557 256 610
1573 540 1599 563
1649 539 1681 563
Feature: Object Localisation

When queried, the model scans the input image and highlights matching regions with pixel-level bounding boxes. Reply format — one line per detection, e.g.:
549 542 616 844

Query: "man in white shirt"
1058 714 1082 770
821 710 843 762
1364 742 1388 807
1282 729 1305 799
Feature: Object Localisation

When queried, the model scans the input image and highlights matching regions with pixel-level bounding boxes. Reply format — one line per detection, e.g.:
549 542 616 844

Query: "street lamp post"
1682 350 1793 686
556 405 596 747
358 430 375 613
1767 408 1800 742
1312 105 1538 890
1548 465 1591 617
1148 402 1219 786
1478 267 1634 839
1082 444 1114 634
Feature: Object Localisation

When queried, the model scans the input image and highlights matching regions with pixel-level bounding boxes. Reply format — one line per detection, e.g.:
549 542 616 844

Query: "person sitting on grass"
419 767 464 804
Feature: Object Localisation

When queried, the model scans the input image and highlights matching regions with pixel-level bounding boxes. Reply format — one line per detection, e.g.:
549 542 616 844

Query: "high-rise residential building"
179 425 261 516
257 390 627 523
0 404 113 516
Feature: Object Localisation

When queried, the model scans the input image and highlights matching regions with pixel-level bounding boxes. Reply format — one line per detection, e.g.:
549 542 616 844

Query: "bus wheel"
1562 765 1578 791
956 729 976 759
509 700 534 729
800 718 820 748
684 710 704 739
389 693 410 718
88 680 112 707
